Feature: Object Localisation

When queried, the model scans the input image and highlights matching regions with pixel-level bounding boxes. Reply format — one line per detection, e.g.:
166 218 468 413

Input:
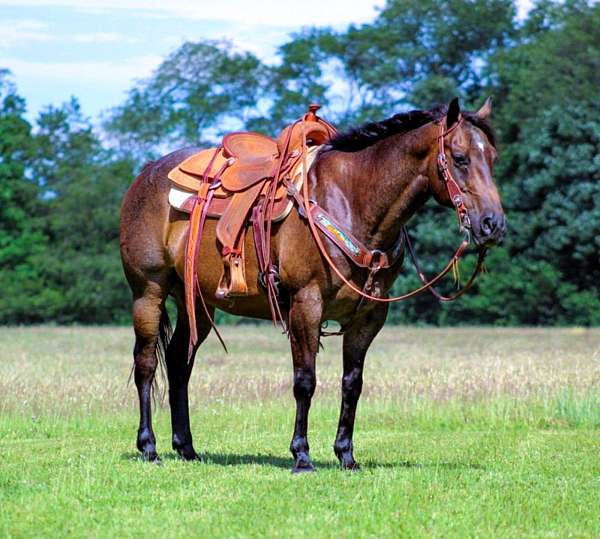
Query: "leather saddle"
167 105 335 303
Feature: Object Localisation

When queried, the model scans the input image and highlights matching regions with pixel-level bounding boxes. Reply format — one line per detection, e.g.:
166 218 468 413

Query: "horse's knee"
293 368 316 400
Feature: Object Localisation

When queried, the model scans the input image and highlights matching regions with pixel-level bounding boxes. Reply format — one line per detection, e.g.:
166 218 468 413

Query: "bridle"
436 116 471 232
294 113 488 307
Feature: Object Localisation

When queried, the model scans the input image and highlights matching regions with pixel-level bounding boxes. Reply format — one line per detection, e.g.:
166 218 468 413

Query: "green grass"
1 326 599 538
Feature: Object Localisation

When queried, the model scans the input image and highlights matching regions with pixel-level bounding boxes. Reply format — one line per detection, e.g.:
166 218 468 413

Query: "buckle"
437 153 449 172
461 212 471 232
368 249 386 272
286 182 298 196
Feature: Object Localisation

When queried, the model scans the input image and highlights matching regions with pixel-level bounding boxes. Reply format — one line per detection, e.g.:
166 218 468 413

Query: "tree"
2 0 598 326
32 98 135 323
479 0 600 325
0 71 48 323
105 41 267 161
488 0 599 146
502 102 600 324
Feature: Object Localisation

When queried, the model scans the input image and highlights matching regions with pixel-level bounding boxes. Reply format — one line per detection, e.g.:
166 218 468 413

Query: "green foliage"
31 100 135 323
105 41 267 160
1 0 598 325
0 72 48 323
0 87 134 323
502 102 600 324
489 0 600 144
358 0 516 106
254 29 332 128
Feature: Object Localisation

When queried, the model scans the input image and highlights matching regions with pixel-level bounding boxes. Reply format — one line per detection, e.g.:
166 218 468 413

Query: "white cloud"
0 20 143 48
4 54 162 86
0 0 386 27
72 32 141 44
0 19 53 47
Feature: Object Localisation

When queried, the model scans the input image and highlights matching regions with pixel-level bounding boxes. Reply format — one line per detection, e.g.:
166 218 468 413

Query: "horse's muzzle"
472 213 507 247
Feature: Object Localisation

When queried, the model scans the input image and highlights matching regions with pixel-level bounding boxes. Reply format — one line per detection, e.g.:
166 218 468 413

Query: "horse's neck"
329 124 436 251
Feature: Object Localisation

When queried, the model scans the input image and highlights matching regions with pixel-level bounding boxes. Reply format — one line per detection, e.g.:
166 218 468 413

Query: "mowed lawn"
0 326 599 538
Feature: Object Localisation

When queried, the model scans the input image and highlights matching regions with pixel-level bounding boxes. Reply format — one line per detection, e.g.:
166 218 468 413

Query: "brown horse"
119 98 505 471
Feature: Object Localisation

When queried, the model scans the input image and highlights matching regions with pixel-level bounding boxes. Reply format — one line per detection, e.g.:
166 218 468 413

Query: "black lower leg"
135 353 159 462
167 324 199 461
333 362 363 470
287 286 321 473
168 375 198 460
167 301 212 461
334 304 388 470
132 292 164 463
290 367 316 472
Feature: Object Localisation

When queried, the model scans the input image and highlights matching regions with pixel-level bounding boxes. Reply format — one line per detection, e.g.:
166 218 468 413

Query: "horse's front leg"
334 303 388 470
288 284 323 473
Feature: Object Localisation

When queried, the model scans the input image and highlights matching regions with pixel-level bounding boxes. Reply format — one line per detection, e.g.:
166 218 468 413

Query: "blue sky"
0 0 532 122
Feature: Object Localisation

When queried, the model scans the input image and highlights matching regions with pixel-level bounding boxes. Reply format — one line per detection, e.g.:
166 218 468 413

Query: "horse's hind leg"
334 303 388 470
131 280 168 462
166 291 213 461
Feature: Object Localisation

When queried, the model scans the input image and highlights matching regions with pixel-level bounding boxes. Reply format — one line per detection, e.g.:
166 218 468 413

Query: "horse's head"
429 97 506 247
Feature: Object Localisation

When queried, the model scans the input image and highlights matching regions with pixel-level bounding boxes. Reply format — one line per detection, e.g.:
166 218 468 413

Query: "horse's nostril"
480 214 497 236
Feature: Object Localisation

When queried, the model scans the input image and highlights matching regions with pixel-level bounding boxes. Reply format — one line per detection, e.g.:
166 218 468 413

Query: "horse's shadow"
121 451 485 471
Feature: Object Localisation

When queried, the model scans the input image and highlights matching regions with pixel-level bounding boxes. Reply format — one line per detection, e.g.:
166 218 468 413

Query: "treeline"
1 0 599 326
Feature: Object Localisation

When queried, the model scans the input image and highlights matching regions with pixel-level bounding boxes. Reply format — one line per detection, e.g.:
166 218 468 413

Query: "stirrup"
216 252 248 299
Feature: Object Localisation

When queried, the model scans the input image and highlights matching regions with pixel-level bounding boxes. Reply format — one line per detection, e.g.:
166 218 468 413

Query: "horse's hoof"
142 451 162 465
179 449 202 462
292 461 315 474
342 461 360 471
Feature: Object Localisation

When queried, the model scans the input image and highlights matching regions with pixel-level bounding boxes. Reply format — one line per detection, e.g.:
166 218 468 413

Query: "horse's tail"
153 306 173 403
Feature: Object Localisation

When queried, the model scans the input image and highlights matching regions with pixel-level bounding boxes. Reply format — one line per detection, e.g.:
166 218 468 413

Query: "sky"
0 0 532 123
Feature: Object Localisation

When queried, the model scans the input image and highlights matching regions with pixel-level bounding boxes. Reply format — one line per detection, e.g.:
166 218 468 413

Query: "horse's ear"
476 96 493 120
446 97 461 129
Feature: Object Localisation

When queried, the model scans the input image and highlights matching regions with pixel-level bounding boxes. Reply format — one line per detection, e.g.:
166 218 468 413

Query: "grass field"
1 326 599 538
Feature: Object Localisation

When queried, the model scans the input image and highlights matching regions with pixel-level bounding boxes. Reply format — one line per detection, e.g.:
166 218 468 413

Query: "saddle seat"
172 120 331 193
168 144 321 222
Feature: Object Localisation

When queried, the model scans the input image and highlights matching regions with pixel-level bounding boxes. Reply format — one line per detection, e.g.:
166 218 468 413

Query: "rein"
296 114 487 305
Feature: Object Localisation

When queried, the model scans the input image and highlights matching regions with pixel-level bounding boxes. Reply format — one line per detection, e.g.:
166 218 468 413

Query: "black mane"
328 104 496 152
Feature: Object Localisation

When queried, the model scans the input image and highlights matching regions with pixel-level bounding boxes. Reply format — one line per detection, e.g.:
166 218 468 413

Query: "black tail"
152 307 173 404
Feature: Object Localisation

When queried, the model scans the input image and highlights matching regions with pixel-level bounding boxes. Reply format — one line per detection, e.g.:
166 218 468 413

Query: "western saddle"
167 104 337 351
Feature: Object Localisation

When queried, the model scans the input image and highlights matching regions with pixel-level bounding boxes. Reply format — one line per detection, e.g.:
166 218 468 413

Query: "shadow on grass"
120 451 485 471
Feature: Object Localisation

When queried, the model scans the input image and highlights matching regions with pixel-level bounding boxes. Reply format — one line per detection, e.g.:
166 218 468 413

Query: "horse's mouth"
470 214 507 248
472 231 506 248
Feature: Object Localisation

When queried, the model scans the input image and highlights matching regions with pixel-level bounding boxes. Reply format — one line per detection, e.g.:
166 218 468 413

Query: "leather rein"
292 113 488 306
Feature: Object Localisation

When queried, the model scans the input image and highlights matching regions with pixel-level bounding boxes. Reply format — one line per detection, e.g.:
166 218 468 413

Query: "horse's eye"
453 153 469 169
